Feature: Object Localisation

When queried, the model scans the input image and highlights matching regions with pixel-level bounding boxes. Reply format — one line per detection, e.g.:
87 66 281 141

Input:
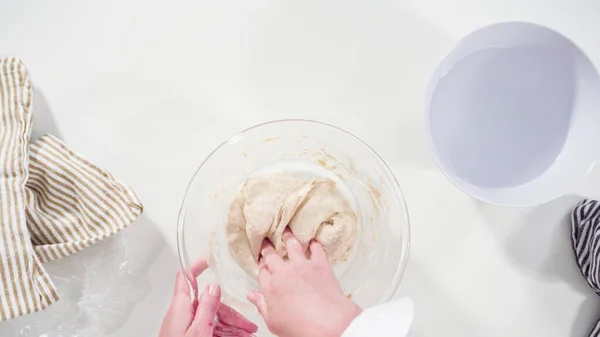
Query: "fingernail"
209 284 219 296
247 292 256 302
288 238 299 245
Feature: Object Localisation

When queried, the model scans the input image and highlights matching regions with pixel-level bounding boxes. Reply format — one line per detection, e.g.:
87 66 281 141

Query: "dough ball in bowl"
226 174 358 278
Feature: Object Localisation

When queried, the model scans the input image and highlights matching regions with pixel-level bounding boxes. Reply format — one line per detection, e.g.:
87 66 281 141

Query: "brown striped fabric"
0 57 143 321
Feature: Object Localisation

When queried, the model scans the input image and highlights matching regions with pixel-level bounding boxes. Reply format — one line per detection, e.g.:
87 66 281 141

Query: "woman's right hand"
247 230 362 337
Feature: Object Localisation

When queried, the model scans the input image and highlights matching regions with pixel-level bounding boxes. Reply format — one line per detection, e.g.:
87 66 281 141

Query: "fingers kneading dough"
226 175 358 278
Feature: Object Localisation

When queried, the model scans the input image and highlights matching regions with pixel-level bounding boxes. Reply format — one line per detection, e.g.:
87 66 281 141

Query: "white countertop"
2 1 600 336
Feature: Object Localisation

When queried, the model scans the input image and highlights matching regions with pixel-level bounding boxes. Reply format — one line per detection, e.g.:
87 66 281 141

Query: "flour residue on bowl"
299 147 385 244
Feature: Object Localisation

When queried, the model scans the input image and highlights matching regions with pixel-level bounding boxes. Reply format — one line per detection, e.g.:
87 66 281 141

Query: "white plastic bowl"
426 22 600 206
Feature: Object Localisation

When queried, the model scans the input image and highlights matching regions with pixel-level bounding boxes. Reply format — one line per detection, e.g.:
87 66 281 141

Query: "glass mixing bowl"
177 120 410 334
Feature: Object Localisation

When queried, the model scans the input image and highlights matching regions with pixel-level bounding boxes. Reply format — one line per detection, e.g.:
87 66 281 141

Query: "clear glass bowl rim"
177 119 411 303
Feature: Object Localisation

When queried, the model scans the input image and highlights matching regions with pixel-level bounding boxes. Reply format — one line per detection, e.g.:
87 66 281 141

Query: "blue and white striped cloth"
572 199 600 336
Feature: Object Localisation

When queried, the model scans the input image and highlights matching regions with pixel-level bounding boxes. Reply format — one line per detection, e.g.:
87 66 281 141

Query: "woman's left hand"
159 259 258 337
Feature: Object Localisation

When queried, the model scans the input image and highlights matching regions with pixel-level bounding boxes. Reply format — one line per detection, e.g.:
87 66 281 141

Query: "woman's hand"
247 231 362 337
160 259 258 337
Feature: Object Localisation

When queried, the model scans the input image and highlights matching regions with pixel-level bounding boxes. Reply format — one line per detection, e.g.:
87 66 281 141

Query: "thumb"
187 284 221 336
247 291 268 319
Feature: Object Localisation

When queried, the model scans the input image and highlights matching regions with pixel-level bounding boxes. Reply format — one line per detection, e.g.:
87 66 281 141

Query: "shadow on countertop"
31 89 61 140
476 196 600 337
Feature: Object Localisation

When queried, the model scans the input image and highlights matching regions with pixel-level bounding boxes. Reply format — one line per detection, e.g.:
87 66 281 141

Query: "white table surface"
2 1 600 336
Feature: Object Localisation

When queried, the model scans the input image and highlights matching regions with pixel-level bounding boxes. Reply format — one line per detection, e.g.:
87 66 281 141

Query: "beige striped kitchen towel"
0 57 143 321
